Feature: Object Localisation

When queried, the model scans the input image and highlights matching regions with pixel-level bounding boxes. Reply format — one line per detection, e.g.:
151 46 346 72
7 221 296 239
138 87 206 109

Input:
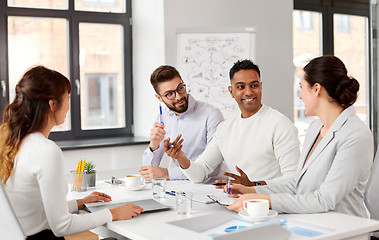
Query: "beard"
165 96 189 114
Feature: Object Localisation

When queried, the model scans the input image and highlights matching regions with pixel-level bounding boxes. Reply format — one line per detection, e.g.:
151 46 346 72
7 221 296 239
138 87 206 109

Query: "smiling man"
164 59 300 186
139 65 224 181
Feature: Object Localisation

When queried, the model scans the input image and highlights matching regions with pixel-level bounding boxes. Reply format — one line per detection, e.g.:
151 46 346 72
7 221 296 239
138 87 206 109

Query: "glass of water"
175 191 192 214
152 178 166 199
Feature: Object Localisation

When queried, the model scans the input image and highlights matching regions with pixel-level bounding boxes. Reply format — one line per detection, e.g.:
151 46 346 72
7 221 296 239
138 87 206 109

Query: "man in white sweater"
165 59 300 186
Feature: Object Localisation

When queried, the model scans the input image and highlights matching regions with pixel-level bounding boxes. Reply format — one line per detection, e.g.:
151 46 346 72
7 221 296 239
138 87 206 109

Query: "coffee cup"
243 199 269 217
124 174 143 187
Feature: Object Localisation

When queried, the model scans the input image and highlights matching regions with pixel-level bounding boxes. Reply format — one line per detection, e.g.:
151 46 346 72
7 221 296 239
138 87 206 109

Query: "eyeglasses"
159 84 186 100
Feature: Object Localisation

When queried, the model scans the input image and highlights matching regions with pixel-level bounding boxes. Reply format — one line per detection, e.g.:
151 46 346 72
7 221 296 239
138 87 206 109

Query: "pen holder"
86 172 96 187
71 171 88 192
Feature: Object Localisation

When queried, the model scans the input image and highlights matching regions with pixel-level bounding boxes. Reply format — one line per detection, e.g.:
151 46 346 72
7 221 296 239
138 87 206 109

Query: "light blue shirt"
142 95 224 180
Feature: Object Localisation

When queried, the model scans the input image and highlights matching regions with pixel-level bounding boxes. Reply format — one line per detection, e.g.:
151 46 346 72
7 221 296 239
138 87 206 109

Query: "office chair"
0 183 26 240
364 146 379 239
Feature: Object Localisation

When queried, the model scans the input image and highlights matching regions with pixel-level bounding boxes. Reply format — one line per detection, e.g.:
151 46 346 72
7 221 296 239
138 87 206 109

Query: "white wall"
63 0 294 177
163 0 294 119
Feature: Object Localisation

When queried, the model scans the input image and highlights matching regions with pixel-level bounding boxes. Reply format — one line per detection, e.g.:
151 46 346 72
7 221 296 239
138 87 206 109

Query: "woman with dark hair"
0 66 143 239
226 55 374 217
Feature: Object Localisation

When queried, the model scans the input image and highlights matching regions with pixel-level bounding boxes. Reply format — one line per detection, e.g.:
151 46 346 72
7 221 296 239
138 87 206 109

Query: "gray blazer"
256 106 373 217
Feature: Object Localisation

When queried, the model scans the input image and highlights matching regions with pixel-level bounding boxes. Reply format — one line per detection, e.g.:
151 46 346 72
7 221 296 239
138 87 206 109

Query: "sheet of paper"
201 218 255 237
285 219 336 238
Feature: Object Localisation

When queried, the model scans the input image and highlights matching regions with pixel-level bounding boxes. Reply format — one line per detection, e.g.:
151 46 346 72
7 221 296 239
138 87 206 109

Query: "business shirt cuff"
168 167 187 180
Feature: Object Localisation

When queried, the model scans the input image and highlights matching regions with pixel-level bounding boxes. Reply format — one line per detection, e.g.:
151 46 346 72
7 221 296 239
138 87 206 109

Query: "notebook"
84 198 172 213
207 194 236 206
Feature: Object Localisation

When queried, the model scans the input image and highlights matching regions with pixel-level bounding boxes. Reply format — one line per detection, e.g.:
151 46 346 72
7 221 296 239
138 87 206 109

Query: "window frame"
294 0 373 141
0 0 133 141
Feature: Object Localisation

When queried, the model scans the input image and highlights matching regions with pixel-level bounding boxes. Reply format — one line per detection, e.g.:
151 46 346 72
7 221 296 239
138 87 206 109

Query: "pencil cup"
152 178 166 199
175 191 192 215
71 171 88 192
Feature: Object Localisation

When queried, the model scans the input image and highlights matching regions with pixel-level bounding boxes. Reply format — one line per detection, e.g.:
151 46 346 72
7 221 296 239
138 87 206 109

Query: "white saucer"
238 210 278 222
123 183 146 191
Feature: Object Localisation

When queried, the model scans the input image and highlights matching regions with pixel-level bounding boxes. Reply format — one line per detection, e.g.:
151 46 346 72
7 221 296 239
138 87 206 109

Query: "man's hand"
139 165 169 181
149 122 166 151
215 166 255 187
164 135 191 169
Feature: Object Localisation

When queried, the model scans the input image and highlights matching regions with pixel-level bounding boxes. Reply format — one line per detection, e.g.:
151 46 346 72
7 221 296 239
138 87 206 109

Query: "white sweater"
183 105 300 185
4 132 112 237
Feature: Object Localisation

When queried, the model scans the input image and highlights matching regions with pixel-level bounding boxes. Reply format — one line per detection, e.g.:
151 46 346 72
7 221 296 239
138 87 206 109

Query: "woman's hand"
226 193 271 212
110 203 144 221
77 191 112 210
223 183 256 197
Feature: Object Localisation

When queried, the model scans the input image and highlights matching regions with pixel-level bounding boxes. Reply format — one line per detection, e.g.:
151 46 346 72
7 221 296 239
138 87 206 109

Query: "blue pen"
159 104 163 123
168 145 174 148
227 179 231 195
165 191 175 196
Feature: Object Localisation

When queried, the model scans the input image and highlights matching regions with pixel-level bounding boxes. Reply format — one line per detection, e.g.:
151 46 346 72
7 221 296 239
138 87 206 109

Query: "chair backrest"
0 183 26 240
364 145 379 237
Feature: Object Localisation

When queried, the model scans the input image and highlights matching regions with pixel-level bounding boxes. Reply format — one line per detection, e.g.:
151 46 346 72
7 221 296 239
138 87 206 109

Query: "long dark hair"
0 66 71 184
303 55 359 108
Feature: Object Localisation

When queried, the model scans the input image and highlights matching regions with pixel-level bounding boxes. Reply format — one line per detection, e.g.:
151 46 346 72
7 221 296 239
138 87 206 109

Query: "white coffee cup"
124 174 143 187
243 199 269 217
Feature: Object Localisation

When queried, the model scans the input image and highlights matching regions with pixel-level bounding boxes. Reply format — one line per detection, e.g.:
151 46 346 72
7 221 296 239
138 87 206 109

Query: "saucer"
238 210 278 222
123 183 146 191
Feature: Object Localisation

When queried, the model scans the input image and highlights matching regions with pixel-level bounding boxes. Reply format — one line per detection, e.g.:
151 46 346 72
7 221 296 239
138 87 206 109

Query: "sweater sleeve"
265 116 300 185
36 143 112 237
67 199 78 213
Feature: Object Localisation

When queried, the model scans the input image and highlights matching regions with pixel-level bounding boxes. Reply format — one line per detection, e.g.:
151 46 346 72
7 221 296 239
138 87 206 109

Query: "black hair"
229 59 261 80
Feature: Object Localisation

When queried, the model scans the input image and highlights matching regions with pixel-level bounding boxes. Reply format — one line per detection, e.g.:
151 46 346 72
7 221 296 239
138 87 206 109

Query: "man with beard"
139 65 224 181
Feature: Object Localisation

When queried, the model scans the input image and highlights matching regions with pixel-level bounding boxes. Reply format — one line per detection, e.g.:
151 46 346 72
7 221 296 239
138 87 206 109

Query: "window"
293 10 322 140
294 10 314 30
0 0 133 141
335 14 351 33
293 0 370 143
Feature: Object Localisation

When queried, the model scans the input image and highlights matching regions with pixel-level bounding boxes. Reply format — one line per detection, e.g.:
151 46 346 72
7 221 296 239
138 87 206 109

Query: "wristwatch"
253 181 262 186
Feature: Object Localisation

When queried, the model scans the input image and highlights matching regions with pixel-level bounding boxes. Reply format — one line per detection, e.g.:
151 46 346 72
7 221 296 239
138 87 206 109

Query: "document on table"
201 218 255 237
286 219 336 238
166 182 233 204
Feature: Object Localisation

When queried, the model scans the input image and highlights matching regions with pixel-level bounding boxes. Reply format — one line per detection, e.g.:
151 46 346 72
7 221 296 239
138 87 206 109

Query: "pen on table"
165 191 176 196
159 103 163 123
227 179 231 195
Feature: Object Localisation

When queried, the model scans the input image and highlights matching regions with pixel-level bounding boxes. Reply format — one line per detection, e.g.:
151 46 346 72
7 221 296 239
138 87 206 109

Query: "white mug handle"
243 200 248 210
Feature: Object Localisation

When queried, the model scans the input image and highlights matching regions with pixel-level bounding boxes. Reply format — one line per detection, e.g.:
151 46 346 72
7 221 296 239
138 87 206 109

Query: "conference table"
67 180 379 240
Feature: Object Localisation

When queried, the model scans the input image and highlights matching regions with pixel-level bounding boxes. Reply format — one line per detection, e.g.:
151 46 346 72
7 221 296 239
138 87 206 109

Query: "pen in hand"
227 179 231 195
159 103 163 123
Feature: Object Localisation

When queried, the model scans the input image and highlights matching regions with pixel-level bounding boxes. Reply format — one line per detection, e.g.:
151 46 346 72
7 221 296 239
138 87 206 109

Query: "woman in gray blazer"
227 55 374 218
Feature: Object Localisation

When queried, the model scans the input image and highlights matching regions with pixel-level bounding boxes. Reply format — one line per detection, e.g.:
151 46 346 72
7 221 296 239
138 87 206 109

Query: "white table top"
67 180 379 240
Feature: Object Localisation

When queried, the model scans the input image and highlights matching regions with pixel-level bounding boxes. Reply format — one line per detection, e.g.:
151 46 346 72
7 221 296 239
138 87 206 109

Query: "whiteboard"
177 28 256 119
0 184 26 240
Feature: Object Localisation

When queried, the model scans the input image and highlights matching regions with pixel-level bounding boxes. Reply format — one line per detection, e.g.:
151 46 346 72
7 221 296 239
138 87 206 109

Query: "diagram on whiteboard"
177 32 255 119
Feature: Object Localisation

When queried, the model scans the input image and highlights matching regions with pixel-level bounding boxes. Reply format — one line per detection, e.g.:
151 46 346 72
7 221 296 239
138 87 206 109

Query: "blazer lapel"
296 106 356 185
295 120 323 182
